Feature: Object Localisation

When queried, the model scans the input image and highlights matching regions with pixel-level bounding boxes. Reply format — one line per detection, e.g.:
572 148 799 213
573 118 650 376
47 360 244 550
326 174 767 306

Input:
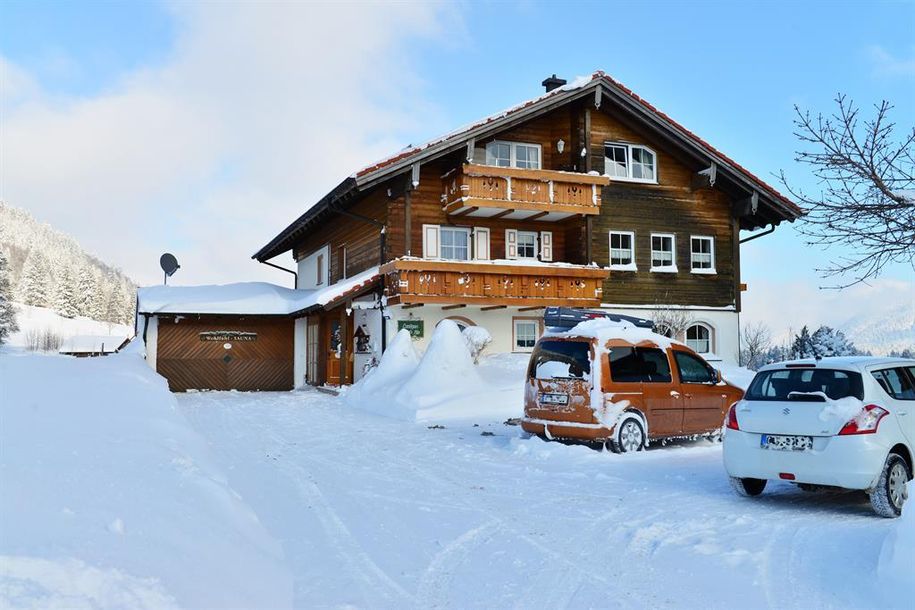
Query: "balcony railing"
381 258 608 307
441 164 610 220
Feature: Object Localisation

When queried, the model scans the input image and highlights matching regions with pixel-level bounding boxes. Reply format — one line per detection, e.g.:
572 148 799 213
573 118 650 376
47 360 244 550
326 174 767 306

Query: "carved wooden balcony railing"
381 258 608 307
441 164 610 221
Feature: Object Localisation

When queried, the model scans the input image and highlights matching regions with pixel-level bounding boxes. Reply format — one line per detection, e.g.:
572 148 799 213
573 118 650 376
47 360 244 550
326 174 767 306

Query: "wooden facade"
156 315 294 392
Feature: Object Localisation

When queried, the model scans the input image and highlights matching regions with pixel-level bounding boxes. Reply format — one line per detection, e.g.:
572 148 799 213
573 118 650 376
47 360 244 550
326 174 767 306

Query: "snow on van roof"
544 318 682 350
137 267 380 315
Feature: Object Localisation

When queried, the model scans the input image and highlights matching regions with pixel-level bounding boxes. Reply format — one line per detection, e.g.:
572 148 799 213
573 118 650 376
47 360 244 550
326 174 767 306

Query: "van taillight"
726 403 740 430
838 404 888 435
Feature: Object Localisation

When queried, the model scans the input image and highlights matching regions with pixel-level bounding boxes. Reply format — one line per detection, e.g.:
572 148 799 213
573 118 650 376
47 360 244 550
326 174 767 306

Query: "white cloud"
1 2 459 285
866 45 915 77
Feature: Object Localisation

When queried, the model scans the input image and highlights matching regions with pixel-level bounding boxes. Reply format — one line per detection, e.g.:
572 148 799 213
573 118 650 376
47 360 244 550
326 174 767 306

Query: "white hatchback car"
723 357 915 517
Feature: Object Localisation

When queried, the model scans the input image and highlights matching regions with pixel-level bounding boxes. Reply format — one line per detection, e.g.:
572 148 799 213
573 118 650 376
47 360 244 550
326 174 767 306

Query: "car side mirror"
712 369 721 383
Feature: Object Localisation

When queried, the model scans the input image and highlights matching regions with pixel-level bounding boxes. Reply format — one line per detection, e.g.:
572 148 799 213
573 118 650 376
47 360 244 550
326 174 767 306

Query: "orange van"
521 322 744 452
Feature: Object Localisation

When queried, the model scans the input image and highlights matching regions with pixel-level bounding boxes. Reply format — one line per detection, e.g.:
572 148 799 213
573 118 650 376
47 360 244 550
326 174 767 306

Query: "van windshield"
528 340 591 380
746 368 864 401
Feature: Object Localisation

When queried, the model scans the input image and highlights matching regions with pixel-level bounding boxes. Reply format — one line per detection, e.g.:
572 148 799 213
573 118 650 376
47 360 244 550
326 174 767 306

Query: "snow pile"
545 317 678 350
462 325 492 363
345 322 526 423
718 364 756 391
0 352 293 609
817 395 865 423
58 334 128 354
878 482 915 599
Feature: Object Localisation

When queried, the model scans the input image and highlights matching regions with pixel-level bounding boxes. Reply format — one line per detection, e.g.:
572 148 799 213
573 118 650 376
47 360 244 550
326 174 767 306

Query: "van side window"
674 351 715 384
608 347 672 383
873 368 915 400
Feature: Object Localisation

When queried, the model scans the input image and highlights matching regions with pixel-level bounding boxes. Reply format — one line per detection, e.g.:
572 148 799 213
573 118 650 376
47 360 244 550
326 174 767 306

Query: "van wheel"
609 418 645 453
870 453 910 518
729 476 767 497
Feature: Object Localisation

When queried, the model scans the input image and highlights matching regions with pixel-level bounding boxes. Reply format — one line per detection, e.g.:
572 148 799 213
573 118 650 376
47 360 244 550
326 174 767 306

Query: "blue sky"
1 0 913 338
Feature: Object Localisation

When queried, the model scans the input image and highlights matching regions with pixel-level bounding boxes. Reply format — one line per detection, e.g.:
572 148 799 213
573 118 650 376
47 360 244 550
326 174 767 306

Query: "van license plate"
761 434 813 451
540 393 569 406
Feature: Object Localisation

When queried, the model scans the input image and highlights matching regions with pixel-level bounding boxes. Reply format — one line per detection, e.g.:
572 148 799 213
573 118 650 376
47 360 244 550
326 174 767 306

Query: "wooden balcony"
441 164 610 222
381 258 608 307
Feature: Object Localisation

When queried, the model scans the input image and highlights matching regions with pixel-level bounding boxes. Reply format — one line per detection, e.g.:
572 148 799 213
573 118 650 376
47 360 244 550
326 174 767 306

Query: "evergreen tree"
16 251 51 307
75 264 96 317
791 326 814 358
810 326 861 357
0 251 20 345
87 269 106 320
53 267 80 319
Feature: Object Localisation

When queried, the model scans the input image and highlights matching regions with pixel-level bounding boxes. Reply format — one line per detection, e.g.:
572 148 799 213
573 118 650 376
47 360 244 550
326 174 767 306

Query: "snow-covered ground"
2 344 911 608
178 389 911 609
7 303 132 349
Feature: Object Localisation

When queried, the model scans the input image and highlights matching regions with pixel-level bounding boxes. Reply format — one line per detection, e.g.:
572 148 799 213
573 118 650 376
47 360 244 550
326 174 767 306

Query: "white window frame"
516 230 538 259
608 230 636 271
690 235 716 274
439 226 472 261
685 323 713 354
513 318 541 352
650 233 677 273
486 140 542 170
603 141 658 184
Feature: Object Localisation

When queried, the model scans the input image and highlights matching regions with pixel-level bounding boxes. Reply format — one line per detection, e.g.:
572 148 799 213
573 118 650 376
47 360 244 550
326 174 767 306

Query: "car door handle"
670 391 680 397
899 411 908 416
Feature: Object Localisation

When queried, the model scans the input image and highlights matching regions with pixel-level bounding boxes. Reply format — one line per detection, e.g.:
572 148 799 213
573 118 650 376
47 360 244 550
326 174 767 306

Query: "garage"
136 283 307 392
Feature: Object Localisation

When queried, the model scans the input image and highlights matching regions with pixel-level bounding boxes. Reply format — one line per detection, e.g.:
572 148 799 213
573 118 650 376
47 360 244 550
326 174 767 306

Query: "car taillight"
726 403 740 430
838 404 889 435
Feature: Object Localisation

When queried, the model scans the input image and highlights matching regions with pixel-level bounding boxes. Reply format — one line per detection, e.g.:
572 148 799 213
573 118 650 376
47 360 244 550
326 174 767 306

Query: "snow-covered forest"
0 202 136 326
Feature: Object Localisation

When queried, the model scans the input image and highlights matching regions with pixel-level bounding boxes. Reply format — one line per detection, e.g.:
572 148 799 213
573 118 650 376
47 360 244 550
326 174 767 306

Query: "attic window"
604 142 657 183
486 141 541 170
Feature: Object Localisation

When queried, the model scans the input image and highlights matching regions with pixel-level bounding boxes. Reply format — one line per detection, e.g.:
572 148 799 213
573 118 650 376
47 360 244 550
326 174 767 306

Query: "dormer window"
486 141 541 170
604 142 657 183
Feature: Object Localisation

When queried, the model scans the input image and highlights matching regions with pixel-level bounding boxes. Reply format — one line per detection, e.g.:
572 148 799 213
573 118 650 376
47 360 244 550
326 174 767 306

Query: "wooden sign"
199 331 257 342
397 320 424 339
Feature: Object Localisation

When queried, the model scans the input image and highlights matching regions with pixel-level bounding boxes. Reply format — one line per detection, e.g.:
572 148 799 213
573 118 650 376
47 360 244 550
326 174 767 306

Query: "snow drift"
0 351 293 609
344 321 526 423
879 482 915 600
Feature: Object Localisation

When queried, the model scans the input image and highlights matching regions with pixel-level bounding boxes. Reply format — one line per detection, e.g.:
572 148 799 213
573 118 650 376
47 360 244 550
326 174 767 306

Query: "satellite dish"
159 253 180 284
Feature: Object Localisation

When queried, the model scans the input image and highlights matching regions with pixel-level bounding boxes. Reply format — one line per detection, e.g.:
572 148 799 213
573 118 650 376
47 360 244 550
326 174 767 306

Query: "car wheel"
729 476 767 497
608 418 645 454
870 453 910 518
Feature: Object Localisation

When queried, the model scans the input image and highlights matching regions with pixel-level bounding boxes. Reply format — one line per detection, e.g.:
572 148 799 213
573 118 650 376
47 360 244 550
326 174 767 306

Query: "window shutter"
422 224 440 258
505 229 518 259
474 227 491 260
540 231 553 261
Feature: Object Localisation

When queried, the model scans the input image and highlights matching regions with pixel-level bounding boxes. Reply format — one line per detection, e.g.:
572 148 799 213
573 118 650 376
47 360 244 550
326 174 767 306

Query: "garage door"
156 316 294 392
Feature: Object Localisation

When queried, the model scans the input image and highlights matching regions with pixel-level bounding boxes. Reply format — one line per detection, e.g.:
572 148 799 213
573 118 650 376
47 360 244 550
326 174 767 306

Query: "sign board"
397 320 424 339
199 331 257 342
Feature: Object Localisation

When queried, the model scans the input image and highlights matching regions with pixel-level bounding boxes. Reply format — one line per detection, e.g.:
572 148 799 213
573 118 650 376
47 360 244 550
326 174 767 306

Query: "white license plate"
761 434 813 451
539 393 569 406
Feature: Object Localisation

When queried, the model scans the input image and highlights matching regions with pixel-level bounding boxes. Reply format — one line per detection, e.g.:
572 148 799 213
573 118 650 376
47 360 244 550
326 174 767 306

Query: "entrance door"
326 319 342 385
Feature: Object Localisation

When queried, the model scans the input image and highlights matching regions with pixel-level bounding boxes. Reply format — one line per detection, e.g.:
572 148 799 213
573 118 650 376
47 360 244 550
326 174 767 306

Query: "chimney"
541 74 567 93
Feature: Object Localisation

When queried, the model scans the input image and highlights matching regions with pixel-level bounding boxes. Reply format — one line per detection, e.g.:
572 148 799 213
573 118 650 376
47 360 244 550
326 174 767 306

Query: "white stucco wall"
293 317 307 389
142 315 159 371
296 245 330 290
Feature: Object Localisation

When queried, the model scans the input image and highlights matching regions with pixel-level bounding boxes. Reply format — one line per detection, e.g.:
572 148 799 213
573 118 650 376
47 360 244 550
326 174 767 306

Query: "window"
528 340 591 380
609 231 635 269
650 233 676 272
440 227 470 261
603 142 657 183
746 369 864 401
316 254 324 285
873 368 915 400
674 351 716 384
608 347 672 383
690 236 715 273
513 319 540 352
485 141 542 170
517 231 538 259
686 324 712 354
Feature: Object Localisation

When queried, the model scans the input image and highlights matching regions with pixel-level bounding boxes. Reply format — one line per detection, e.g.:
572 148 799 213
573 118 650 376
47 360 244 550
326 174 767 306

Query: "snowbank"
8 304 132 349
878 483 915 599
0 352 293 609
719 364 756 391
344 322 527 423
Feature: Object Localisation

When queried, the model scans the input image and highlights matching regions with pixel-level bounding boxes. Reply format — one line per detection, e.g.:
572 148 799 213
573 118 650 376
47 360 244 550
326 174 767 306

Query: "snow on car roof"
543 318 683 351
137 267 380 315
757 356 915 372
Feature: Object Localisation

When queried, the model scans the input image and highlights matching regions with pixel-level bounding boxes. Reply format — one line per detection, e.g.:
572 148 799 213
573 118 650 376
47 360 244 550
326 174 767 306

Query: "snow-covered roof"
59 335 129 354
137 268 380 316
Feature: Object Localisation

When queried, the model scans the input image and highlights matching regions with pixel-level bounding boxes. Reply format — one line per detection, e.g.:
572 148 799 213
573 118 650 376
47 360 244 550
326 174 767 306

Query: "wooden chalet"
255 71 802 387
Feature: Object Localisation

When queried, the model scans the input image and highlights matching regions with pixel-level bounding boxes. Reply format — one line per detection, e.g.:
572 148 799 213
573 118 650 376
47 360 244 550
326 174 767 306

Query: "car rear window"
608 347 672 383
746 368 864 401
529 340 591 380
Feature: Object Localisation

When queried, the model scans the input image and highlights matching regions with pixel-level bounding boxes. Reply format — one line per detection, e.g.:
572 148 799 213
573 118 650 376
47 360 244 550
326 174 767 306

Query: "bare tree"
739 321 772 370
652 299 694 339
780 95 914 286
